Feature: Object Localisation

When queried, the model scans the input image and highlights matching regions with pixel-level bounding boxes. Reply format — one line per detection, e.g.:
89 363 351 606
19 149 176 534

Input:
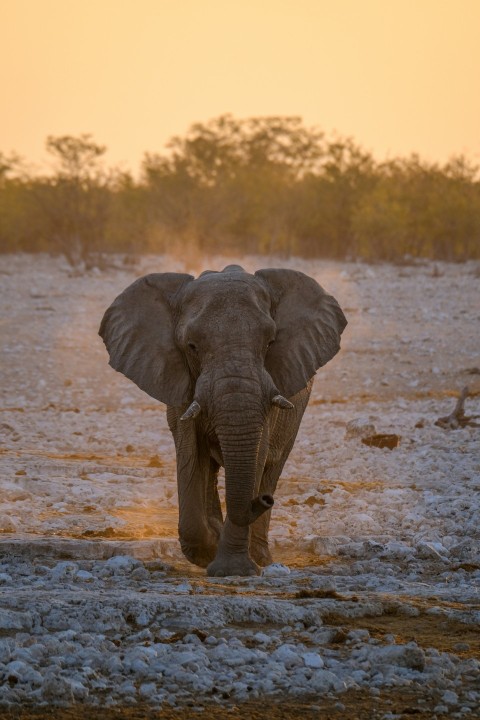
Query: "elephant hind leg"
206 457 223 536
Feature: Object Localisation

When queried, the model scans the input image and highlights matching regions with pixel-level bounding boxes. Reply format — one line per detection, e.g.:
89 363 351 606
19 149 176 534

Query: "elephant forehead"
182 273 271 312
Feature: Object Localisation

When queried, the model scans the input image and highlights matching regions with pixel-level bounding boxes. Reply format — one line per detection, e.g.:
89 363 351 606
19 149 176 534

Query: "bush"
1 122 479 263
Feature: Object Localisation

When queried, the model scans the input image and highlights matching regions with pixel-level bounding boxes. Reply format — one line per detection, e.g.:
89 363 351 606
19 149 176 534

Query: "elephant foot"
206 552 259 577
250 540 273 567
180 542 217 568
180 534 219 568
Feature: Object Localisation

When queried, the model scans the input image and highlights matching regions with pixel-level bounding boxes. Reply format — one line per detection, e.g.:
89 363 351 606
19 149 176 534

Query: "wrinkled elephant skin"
99 266 347 576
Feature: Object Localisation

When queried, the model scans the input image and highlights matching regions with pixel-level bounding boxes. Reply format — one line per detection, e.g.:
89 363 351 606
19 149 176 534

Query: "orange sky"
2 0 479 173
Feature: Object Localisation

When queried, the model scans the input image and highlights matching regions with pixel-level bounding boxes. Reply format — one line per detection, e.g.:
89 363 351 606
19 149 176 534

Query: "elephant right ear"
99 273 194 406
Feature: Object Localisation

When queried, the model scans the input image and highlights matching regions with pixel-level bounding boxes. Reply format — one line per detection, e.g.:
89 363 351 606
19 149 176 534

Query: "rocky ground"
0 252 479 718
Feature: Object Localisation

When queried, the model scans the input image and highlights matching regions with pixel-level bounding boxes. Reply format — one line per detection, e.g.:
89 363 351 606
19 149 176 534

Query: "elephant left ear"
255 269 347 398
99 272 194 406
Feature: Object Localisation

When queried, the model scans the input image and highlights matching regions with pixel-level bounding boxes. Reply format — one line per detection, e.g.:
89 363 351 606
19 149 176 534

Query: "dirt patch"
0 689 458 720
327 609 480 661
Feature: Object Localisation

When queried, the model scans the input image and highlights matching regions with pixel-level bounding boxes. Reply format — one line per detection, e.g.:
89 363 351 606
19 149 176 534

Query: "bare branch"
435 386 480 429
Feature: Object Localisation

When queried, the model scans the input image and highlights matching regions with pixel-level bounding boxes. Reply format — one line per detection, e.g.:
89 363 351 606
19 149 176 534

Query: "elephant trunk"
213 383 272 527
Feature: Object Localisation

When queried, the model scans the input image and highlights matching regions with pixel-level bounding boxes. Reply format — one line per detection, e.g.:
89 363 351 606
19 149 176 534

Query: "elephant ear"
255 269 347 398
99 273 194 406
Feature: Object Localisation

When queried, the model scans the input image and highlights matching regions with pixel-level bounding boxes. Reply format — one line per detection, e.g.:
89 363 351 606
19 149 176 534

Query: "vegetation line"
1 115 479 264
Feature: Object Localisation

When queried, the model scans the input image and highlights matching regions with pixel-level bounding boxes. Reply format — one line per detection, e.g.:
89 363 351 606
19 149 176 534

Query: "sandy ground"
0 252 479 717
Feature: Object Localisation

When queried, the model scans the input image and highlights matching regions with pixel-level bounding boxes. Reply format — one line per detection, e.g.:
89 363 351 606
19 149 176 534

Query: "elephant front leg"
206 519 258 577
249 383 313 568
169 408 220 568
250 510 273 567
177 457 220 568
178 514 219 568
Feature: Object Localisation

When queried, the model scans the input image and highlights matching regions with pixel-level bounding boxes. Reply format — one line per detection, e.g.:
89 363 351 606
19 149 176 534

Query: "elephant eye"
187 342 197 352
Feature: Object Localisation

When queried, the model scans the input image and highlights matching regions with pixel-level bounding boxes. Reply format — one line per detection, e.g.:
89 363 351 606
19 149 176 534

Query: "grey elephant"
99 265 347 576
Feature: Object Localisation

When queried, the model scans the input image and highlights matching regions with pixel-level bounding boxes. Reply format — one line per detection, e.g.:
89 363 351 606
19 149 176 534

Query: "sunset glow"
2 0 479 171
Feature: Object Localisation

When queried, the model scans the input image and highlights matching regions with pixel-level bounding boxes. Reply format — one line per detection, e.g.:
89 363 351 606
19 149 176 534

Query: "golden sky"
2 0 479 172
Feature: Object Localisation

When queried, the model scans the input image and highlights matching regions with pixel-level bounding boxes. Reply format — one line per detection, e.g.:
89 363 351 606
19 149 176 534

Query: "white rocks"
416 540 449 560
0 609 32 632
349 513 377 530
262 563 291 577
41 673 75 702
380 541 415 560
103 555 140 574
345 418 376 439
309 536 349 556
138 682 157 699
174 581 192 592
443 690 459 706
75 570 94 582
5 660 31 681
368 642 426 672
302 652 324 669
272 644 303 668
0 547 478 707
51 561 79 581
253 632 271 645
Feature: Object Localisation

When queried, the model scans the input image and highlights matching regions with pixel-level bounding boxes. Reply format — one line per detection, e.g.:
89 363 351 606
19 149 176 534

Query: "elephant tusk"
180 400 201 421
272 395 294 410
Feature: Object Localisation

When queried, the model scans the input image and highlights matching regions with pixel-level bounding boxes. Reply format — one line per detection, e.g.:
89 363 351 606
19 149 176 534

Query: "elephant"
99 265 347 576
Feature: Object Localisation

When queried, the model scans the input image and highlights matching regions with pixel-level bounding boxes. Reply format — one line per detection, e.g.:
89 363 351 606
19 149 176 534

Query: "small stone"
42 674 74 702
70 680 89 700
302 652 324 669
6 660 30 681
104 556 140 574
345 418 376 439
272 644 302 668
374 642 425 671
0 609 33 632
131 566 149 581
204 636 218 645
443 690 459 706
416 540 448 560
76 570 94 582
262 563 290 577
253 632 271 644
175 582 192 593
139 682 157 699
51 561 79 581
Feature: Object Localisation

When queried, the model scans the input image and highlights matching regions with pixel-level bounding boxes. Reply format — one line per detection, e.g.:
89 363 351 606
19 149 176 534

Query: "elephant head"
99 266 347 528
